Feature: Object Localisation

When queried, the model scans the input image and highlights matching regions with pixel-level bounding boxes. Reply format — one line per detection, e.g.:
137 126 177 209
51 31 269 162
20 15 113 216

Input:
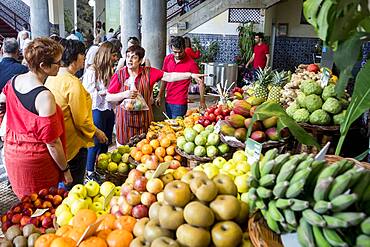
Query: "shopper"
155 36 206 118
0 38 71 198
16 24 30 51
45 39 108 188
184 36 201 60
83 41 119 180
107 45 205 145
245 32 270 78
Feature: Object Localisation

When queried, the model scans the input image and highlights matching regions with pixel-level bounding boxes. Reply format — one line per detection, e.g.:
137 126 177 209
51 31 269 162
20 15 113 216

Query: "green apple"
234 174 249 193
107 162 118 173
203 165 219 179
218 143 230 155
222 162 236 172
121 153 130 163
85 180 100 197
70 184 87 198
205 125 214 132
193 166 204 171
229 169 243 177
236 161 250 173
89 201 104 212
114 186 121 196
240 192 249 204
193 124 205 133
63 193 82 207
232 150 247 162
55 204 70 217
118 162 129 174
212 157 227 168
85 197 93 207
136 163 148 173
97 159 109 170
71 198 89 215
96 210 107 217
56 210 73 226
100 181 116 197
93 195 105 204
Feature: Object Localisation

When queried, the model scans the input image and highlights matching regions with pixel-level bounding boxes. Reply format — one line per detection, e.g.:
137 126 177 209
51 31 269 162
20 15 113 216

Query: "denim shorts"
165 103 187 119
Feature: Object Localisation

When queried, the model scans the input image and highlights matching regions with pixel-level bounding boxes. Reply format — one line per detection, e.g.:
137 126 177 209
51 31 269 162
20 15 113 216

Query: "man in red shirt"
156 36 206 118
246 32 270 78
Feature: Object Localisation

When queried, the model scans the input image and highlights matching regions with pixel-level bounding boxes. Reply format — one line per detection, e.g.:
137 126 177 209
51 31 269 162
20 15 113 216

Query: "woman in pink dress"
0 38 72 198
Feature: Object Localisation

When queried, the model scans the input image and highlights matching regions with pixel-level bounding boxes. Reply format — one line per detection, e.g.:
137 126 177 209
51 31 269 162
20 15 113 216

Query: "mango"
225 114 246 128
234 128 247 142
233 100 252 118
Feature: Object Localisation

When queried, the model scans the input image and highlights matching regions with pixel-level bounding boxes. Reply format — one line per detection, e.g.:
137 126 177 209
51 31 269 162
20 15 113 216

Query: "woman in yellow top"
45 39 107 188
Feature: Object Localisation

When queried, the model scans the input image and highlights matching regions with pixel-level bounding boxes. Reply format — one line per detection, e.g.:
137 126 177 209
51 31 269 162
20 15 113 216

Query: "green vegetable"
309 109 331 125
333 110 346 125
293 109 310 123
286 102 300 117
322 84 336 101
301 81 323 96
304 94 323 113
297 92 306 108
322 97 342 114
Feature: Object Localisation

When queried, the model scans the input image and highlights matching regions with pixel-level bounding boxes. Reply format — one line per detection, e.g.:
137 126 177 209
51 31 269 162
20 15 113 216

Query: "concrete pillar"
48 0 65 37
106 0 120 36
120 0 140 52
30 0 50 38
141 0 166 69
141 0 167 121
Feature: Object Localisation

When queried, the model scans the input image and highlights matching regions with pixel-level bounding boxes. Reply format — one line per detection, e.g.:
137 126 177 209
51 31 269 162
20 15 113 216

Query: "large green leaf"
336 62 370 155
316 0 335 42
247 102 320 148
333 32 363 96
303 0 324 29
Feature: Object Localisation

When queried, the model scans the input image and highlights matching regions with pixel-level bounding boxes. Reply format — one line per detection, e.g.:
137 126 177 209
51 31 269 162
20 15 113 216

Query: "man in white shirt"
66 30 80 41
17 24 30 50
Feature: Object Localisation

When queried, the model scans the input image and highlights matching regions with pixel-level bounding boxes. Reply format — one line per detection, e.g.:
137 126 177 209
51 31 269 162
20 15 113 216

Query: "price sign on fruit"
152 162 171 178
245 138 263 164
77 219 103 245
31 208 49 218
104 188 116 210
321 67 331 87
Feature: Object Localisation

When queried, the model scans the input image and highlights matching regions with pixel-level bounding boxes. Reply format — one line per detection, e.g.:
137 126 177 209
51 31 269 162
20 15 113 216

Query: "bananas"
248 148 369 246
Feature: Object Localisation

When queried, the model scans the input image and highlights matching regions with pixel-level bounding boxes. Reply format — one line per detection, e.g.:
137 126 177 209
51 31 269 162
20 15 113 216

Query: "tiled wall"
272 36 320 71
362 41 370 66
187 33 239 63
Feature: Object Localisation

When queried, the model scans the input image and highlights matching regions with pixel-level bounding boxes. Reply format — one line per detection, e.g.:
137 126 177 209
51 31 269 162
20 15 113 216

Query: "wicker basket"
175 147 233 163
248 212 284 247
96 168 129 186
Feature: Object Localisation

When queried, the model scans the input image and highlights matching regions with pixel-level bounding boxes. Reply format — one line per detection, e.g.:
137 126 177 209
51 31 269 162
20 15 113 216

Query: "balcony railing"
0 1 28 32
167 0 207 21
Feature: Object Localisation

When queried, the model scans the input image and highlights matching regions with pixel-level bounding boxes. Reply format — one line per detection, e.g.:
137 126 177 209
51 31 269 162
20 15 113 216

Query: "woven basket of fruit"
175 147 232 163
127 133 147 147
96 168 129 186
248 212 284 247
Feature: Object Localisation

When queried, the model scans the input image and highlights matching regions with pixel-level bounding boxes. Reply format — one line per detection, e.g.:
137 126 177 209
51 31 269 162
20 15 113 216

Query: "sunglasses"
51 59 62 66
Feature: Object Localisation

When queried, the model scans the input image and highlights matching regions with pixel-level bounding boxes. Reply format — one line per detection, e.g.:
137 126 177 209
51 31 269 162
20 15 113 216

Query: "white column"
30 0 50 38
73 0 77 29
120 0 140 52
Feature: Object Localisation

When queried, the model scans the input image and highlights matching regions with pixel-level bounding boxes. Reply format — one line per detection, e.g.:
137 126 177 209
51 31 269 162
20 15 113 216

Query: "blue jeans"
86 109 115 172
165 103 188 119
66 148 87 190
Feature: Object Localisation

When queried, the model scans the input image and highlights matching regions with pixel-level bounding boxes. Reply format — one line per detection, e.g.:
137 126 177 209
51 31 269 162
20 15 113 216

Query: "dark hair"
24 37 63 72
76 28 81 32
109 28 114 32
22 23 29 30
128 36 140 46
59 39 86 66
170 36 185 50
255 32 264 39
50 34 61 42
126 45 145 60
109 38 122 56
184 37 191 48
3 38 19 54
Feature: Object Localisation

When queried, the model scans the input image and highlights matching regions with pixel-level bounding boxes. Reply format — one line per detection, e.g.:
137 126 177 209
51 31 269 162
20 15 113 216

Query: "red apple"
49 208 56 214
208 113 216 122
28 217 39 226
127 169 143 184
11 204 22 214
39 227 46 234
52 195 63 206
42 201 52 209
38 188 49 197
126 190 141 206
30 193 38 202
133 177 148 192
6 212 13 220
63 191 69 198
121 183 134 197
214 108 222 116
110 205 122 217
2 220 12 232
11 213 22 224
197 118 205 125
216 115 223 121
203 119 211 127
132 204 149 219
44 195 54 202
20 216 30 226
140 192 156 207
119 200 133 215
169 160 181 169
21 195 31 204
23 203 33 210
207 106 216 114
251 131 266 143
44 212 51 217
42 216 53 228
33 198 43 208
145 155 159 170
22 208 33 217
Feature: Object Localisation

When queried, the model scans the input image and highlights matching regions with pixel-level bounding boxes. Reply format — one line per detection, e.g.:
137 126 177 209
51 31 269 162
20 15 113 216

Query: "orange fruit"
167 133 177 143
114 216 137 232
79 237 107 247
97 214 116 231
55 225 73 237
157 155 164 163
50 237 76 247
96 229 112 240
130 147 138 158
149 139 160 149
141 144 153 155
133 151 143 162
140 154 151 164
174 154 182 161
160 138 171 148
166 146 175 156
164 156 173 162
35 234 60 247
106 229 133 247
72 209 97 230
66 227 85 242
155 147 166 158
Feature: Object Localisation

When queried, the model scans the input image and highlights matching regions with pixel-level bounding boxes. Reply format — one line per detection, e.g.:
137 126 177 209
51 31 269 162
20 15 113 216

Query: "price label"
31 208 49 218
213 120 222 134
152 162 171 178
321 67 331 87
281 233 300 247
104 188 116 211
77 219 103 245
245 138 263 164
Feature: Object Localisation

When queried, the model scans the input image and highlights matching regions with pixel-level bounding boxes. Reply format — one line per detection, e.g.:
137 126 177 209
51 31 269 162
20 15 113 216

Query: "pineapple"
254 67 273 101
267 70 291 104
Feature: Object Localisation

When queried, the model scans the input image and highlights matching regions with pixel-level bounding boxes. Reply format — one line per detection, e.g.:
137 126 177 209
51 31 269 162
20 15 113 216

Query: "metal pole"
74 0 77 29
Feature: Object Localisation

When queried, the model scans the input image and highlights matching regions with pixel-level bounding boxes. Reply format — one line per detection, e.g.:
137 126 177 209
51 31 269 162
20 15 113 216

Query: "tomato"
208 113 216 122
214 108 222 116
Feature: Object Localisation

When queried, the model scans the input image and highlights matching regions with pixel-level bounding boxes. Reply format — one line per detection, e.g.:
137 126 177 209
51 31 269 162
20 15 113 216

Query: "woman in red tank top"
0 38 72 199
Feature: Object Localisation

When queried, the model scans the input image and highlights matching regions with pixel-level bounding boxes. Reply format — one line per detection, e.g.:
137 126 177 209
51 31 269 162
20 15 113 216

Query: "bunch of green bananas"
248 148 370 247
